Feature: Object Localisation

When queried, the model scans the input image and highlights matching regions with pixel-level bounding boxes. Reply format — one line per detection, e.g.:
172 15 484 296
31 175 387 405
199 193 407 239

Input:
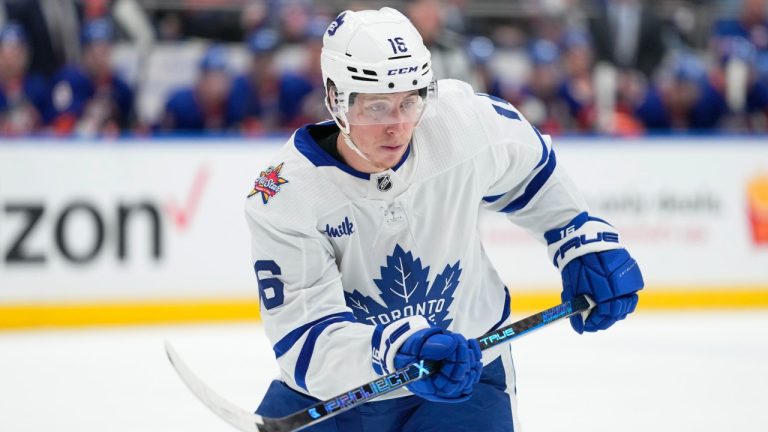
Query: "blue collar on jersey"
293 121 411 180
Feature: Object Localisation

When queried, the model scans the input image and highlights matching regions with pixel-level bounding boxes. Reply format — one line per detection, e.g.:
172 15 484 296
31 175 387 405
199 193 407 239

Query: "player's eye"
400 98 419 111
364 102 392 117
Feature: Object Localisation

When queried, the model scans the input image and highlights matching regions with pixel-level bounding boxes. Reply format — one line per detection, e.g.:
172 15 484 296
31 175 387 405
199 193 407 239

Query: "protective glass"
344 82 437 125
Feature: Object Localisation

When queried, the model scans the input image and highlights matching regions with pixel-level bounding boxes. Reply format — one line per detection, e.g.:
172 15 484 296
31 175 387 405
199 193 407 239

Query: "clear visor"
343 82 437 126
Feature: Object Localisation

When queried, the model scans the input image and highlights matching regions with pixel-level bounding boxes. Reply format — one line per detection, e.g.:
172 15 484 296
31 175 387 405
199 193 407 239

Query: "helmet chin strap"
340 128 372 163
326 96 375 164
334 116 393 172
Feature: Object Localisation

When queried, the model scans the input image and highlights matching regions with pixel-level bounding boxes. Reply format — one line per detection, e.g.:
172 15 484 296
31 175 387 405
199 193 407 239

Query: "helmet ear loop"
325 86 372 163
325 86 350 135
413 84 437 128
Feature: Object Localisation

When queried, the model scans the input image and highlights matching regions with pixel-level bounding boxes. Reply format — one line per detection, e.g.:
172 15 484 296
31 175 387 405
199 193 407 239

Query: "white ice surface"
1 311 766 432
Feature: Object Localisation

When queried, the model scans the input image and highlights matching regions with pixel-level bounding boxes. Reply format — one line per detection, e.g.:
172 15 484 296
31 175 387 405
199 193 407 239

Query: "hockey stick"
165 294 594 432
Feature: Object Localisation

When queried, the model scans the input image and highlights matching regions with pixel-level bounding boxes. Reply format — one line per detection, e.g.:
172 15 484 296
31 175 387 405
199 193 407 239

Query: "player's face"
198 71 231 105
83 42 112 78
346 91 420 170
0 43 28 77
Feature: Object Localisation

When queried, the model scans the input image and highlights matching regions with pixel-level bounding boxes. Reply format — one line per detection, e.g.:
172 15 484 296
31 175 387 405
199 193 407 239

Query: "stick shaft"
266 295 593 432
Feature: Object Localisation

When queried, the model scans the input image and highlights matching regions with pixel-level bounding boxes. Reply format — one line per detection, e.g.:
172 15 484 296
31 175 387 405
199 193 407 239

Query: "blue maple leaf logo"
327 12 346 36
344 245 461 329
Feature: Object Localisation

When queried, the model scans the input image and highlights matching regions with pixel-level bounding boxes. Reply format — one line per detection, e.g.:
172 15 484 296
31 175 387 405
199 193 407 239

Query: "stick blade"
164 341 266 432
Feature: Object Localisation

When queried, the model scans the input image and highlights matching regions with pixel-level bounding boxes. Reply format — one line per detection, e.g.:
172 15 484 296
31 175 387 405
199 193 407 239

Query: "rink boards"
1 135 767 328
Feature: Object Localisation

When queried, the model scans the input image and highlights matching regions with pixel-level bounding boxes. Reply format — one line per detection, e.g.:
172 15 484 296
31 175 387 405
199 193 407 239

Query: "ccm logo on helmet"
387 66 418 75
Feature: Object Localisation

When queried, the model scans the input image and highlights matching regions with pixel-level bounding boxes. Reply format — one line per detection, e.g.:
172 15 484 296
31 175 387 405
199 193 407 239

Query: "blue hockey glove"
393 327 482 403
561 248 644 334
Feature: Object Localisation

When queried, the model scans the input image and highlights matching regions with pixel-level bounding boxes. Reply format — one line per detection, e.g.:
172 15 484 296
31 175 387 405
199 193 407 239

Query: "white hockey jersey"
245 79 598 400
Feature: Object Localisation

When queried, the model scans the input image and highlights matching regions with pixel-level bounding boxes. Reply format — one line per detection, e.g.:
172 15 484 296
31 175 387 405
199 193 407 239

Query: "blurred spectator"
0 22 52 135
240 0 270 36
240 14 326 132
50 18 134 136
277 0 313 44
407 0 480 89
517 39 569 133
710 36 768 129
634 54 728 131
713 0 768 80
587 0 666 78
467 35 496 97
2 0 82 78
441 0 469 34
234 11 365 132
558 31 598 131
485 25 531 99
161 45 236 131
272 0 316 73
154 11 184 41
554 29 646 135
229 29 283 132
524 2 571 45
278 17 326 129
611 68 648 134
2 2 763 136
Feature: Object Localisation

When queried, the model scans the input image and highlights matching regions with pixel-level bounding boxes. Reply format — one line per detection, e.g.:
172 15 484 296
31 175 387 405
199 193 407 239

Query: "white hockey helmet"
321 8 437 130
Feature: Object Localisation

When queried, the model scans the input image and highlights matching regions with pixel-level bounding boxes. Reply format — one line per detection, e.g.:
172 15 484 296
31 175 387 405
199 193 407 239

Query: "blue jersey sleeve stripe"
486 287 511 333
492 105 521 121
483 127 548 203
482 193 504 203
498 151 557 213
532 126 550 169
273 311 355 358
294 315 355 391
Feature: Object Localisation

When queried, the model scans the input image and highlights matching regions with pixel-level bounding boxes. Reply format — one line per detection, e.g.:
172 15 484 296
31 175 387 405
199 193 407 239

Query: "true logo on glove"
552 231 619 267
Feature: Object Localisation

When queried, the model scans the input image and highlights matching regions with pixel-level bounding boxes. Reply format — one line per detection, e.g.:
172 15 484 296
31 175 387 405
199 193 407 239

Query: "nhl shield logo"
376 174 392 192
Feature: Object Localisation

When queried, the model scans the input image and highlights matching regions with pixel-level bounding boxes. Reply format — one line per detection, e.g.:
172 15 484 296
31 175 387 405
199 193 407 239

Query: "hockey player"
245 8 643 432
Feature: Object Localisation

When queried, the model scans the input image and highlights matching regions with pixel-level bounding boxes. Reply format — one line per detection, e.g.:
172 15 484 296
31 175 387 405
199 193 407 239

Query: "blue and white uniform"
245 78 624 431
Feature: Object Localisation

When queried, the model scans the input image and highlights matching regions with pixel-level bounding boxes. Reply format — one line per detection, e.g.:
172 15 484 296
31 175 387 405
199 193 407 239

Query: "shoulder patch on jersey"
248 162 289 204
344 245 461 329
